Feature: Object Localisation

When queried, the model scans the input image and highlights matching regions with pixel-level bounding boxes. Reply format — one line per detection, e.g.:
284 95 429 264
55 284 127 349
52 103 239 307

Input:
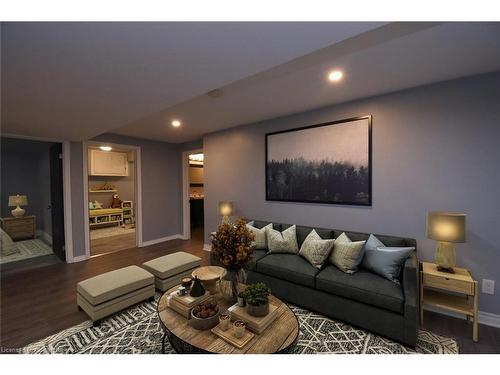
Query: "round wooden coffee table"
157 283 299 354
191 266 227 294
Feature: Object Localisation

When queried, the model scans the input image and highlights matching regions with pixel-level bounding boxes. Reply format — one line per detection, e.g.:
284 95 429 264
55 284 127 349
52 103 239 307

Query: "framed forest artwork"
266 116 372 206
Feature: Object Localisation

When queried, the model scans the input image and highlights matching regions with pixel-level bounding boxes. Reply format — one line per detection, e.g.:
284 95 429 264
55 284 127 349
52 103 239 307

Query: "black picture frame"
265 115 372 206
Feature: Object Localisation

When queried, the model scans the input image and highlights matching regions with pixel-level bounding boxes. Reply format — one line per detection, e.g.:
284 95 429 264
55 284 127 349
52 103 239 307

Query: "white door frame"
82 141 143 258
182 148 203 240
1 133 74 263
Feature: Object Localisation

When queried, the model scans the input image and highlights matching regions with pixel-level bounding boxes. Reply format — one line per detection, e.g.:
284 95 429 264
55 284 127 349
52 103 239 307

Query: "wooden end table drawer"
423 273 473 295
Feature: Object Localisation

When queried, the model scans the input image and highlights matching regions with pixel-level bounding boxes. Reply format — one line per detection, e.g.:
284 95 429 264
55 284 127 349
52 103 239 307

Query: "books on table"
227 303 279 334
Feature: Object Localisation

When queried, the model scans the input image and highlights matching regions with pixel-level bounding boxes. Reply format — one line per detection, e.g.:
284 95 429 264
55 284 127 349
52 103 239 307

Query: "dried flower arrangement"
211 218 255 270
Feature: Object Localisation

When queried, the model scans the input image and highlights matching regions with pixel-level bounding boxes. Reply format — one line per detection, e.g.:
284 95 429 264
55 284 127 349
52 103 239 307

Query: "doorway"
84 142 141 257
0 137 66 264
182 149 204 242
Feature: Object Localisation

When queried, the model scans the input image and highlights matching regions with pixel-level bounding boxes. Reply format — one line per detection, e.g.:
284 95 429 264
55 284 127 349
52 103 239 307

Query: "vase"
246 302 269 317
227 268 246 302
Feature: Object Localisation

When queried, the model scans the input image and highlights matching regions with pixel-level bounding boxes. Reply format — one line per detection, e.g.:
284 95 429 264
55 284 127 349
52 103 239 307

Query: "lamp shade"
218 201 234 217
427 211 466 243
8 195 28 207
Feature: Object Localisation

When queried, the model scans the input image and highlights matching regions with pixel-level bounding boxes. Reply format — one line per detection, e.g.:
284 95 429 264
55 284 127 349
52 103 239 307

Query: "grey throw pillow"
329 232 366 274
299 230 335 269
246 221 272 249
266 225 299 254
362 234 415 282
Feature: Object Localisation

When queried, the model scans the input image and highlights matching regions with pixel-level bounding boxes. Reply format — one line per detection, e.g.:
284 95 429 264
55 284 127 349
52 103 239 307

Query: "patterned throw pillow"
329 232 366 274
246 221 273 249
362 234 415 283
299 230 335 269
266 225 299 254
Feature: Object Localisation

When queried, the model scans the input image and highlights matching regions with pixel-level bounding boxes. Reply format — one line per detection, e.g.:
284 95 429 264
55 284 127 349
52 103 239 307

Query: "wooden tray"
211 324 255 349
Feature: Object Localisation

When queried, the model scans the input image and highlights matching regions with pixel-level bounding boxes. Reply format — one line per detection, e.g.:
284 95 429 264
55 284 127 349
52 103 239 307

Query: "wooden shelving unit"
122 201 134 225
89 190 118 193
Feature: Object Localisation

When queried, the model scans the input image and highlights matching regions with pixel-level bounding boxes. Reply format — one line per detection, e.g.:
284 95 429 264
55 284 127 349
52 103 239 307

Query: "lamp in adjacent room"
426 211 466 273
8 195 28 217
218 201 234 224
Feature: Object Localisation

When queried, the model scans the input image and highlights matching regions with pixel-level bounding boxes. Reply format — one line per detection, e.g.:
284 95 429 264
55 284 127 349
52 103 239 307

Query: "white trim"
141 234 183 247
203 243 212 252
62 141 74 263
182 148 203 240
83 141 143 258
67 255 88 264
424 306 500 328
1 134 74 263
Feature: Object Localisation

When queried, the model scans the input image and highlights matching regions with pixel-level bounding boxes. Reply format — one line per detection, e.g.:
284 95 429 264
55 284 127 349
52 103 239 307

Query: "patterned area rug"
22 297 458 354
0 239 53 264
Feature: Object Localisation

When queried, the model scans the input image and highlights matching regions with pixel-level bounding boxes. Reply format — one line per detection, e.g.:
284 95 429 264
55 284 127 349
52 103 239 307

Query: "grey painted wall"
203 72 500 314
70 141 86 257
1 137 55 241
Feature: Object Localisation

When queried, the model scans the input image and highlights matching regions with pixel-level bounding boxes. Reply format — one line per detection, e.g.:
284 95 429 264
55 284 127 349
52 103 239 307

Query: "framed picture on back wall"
265 115 372 206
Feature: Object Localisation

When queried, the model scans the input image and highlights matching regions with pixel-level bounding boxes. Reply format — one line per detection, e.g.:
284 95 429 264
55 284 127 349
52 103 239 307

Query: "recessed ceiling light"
171 120 181 128
99 146 112 151
328 70 343 82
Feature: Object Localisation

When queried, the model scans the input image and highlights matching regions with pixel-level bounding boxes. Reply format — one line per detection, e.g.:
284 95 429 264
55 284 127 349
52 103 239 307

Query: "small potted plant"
242 282 271 317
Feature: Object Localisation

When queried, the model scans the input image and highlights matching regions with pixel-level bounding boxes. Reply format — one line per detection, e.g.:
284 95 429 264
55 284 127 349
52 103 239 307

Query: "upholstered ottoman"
142 252 202 291
77 265 155 325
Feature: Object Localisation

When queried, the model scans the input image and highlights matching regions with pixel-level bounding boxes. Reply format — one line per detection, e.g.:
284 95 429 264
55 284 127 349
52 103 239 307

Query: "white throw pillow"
246 221 273 249
329 232 366 274
299 229 335 268
266 225 299 254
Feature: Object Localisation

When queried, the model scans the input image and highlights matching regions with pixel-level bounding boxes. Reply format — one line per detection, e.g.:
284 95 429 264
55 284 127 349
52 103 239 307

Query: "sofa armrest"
402 252 418 309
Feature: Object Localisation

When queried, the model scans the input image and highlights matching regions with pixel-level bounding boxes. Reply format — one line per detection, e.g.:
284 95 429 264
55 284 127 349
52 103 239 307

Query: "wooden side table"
0 215 36 240
420 261 478 341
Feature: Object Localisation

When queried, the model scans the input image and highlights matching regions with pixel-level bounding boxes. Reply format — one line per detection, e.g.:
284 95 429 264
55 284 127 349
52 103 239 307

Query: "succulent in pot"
242 282 271 317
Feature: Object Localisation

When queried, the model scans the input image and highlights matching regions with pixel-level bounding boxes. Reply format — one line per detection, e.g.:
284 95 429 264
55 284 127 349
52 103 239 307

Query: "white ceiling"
3 22 500 144
1 22 383 140
114 22 500 143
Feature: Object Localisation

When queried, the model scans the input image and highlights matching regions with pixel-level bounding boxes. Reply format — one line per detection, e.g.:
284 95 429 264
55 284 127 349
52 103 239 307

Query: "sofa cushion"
299 230 335 269
142 252 201 280
77 265 154 305
295 225 335 248
267 225 299 254
329 232 366 274
256 253 319 288
246 221 272 249
316 265 404 313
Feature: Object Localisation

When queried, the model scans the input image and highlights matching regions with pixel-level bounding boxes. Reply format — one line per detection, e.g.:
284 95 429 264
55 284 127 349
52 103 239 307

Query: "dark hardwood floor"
1 226 499 353
90 232 137 256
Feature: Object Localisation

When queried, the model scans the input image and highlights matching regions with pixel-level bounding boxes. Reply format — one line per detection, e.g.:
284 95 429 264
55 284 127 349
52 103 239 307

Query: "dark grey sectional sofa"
211 220 419 347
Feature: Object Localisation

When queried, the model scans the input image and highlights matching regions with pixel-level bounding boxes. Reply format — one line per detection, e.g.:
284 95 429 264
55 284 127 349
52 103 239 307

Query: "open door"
50 143 66 261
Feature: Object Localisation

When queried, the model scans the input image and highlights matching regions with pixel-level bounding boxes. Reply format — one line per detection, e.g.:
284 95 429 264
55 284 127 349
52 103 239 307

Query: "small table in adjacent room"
157 283 299 354
420 261 479 341
0 215 36 240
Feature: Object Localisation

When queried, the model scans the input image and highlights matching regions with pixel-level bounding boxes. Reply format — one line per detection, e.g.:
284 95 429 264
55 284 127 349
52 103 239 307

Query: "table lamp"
9 194 28 217
218 201 234 224
426 211 466 273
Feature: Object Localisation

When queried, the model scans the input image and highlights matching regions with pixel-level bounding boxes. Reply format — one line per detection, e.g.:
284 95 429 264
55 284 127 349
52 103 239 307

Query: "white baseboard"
424 305 500 328
141 234 183 247
67 255 88 263
203 243 211 251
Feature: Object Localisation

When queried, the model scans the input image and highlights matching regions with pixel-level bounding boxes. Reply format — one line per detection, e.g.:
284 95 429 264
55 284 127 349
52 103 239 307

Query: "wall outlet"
482 279 495 295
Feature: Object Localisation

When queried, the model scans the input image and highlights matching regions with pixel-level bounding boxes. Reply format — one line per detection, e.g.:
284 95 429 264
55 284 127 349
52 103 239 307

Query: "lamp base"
11 206 26 217
435 241 456 273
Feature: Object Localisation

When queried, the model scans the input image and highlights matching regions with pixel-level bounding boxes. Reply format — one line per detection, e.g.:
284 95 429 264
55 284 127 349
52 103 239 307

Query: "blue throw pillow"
362 234 414 283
